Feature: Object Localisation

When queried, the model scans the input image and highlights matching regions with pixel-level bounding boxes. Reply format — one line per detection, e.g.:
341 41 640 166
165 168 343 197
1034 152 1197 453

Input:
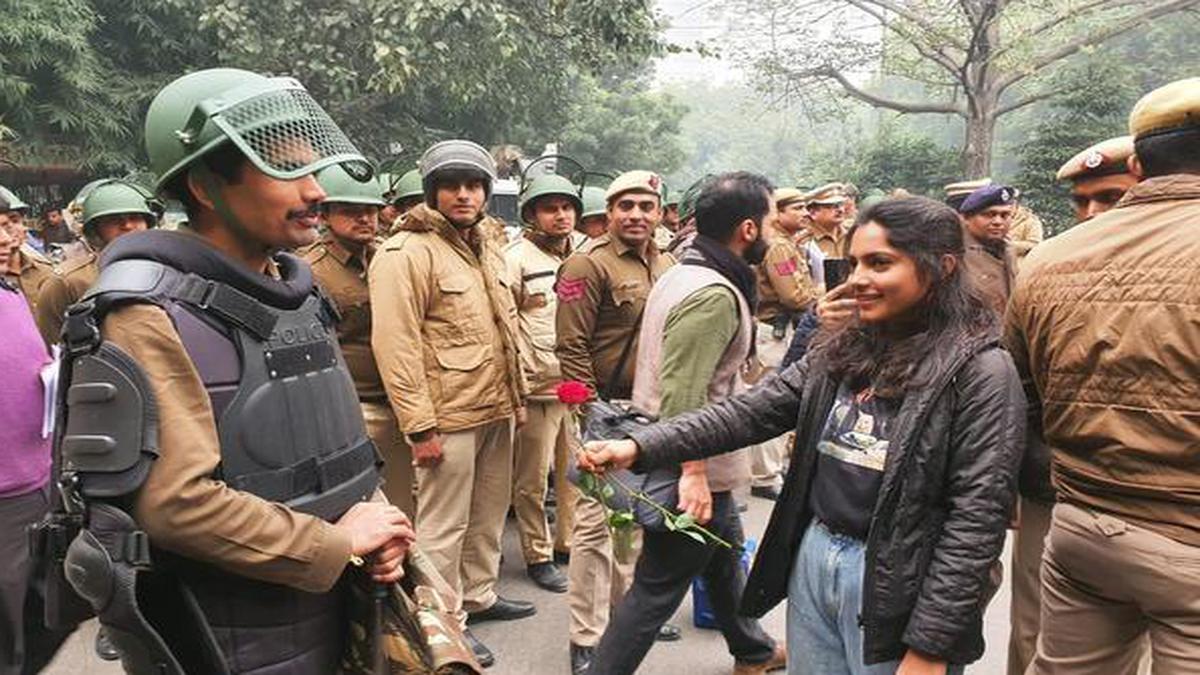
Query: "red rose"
556 380 592 405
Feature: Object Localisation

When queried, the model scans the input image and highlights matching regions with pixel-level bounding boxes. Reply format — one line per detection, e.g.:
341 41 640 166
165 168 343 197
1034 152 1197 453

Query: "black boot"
570 643 593 675
464 628 495 668
527 562 568 593
95 627 120 661
467 596 537 624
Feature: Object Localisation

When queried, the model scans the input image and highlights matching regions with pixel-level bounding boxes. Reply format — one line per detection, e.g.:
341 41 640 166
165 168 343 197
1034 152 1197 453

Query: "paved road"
42 490 1012 674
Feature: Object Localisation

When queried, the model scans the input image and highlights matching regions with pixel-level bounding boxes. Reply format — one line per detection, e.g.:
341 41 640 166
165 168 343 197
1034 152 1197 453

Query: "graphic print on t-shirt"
816 388 890 472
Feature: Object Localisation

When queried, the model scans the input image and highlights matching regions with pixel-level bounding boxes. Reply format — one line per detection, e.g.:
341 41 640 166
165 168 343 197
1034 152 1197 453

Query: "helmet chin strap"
192 164 252 243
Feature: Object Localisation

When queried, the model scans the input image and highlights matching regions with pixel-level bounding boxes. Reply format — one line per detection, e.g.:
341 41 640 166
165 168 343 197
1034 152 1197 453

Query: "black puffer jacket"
629 335 1025 665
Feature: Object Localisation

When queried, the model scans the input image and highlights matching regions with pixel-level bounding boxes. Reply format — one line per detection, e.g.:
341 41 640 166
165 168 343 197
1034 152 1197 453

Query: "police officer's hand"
579 439 639 473
409 432 444 468
816 281 856 328
337 502 413 560
366 535 412 584
677 465 713 525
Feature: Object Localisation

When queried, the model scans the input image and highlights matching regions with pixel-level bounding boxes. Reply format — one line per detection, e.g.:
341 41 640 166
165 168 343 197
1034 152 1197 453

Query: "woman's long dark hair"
809 196 996 399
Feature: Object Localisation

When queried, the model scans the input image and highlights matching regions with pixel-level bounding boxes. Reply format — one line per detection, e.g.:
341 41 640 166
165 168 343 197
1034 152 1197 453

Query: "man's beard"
744 235 769 265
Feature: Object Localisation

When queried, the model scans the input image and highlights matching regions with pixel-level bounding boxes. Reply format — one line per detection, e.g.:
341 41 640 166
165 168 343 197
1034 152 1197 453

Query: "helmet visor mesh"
211 85 372 182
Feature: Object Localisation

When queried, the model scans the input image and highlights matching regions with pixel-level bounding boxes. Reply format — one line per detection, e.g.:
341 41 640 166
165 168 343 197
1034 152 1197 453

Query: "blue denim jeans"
786 520 964 675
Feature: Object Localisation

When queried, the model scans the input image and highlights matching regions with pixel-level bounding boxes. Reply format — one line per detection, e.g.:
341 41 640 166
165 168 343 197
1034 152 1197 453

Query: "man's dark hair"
1134 126 1200 177
164 141 250 217
693 171 775 243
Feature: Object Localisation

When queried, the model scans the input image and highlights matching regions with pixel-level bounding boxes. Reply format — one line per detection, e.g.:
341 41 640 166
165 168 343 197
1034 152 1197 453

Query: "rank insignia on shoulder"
556 277 587 303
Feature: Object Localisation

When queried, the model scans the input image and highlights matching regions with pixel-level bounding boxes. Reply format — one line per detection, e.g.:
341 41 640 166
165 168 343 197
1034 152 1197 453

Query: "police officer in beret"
958 184 1020 316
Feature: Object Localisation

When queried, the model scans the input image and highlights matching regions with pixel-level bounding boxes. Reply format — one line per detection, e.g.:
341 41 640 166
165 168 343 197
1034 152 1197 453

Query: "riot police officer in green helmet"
46 68 415 675
35 179 157 346
576 185 609 243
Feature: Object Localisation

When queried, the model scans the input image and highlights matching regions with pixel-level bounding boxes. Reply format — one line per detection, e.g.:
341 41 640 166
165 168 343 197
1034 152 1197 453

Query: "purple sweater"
0 283 51 497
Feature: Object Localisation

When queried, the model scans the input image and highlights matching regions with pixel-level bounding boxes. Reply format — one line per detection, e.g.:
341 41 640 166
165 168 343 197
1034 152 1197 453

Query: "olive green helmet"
78 180 160 230
144 68 372 193
393 169 423 202
317 164 385 207
518 175 582 225
580 186 607 220
0 185 29 213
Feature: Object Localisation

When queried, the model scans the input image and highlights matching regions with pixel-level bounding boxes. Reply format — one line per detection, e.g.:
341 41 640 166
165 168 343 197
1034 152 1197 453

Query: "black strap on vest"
225 438 376 503
167 273 278 340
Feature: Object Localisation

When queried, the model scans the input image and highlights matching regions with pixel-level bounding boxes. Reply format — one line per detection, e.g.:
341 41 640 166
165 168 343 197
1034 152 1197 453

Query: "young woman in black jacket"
580 197 1026 675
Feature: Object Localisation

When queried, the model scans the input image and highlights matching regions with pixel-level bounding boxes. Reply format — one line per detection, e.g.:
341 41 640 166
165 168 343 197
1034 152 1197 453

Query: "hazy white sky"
654 0 741 85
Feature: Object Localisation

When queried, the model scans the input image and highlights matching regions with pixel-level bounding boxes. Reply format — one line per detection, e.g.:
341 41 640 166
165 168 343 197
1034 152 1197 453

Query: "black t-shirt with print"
809 383 901 540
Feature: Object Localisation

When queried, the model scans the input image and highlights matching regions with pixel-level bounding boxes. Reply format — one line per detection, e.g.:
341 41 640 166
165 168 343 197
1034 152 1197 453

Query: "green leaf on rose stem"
663 515 678 531
675 513 696 529
683 530 707 545
601 482 615 500
578 472 596 494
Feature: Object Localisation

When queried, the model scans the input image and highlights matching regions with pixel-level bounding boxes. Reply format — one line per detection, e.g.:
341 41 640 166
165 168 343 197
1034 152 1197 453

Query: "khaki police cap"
943 178 992 198
774 187 806 207
605 170 663 202
1056 136 1134 182
1129 77 1200 138
805 183 846 205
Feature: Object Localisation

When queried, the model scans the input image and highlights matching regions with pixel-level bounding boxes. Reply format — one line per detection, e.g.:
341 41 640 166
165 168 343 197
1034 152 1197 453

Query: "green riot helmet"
0 185 29 213
580 186 607 220
316 164 386 207
518 175 583 225
418 140 496 206
79 180 160 231
144 68 372 194
393 169 424 203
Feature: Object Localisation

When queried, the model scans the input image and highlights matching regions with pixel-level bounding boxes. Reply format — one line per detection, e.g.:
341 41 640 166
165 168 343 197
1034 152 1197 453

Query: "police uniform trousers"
361 401 416 519
415 417 514 615
747 321 791 489
1029 503 1187 675
567 490 641 647
512 399 575 564
0 486 72 675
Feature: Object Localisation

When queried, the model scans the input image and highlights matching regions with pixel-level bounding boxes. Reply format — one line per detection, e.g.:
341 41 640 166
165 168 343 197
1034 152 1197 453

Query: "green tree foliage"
1 0 679 178
804 125 959 197
553 74 687 177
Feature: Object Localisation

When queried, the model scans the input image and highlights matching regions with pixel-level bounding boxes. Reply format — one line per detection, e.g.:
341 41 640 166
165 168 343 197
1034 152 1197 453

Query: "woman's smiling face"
847 221 931 325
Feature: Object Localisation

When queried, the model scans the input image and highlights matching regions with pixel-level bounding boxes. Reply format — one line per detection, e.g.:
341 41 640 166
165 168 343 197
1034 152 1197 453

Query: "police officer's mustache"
286 205 321 221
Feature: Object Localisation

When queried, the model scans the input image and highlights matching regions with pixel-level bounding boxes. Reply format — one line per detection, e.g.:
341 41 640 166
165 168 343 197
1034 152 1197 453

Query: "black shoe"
656 623 682 642
464 628 495 668
528 561 568 593
95 627 120 661
750 485 781 501
468 596 537 624
553 549 571 565
570 643 593 675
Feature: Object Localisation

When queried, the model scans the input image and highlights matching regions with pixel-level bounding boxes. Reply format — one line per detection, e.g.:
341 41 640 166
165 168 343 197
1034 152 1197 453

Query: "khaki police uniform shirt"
799 223 845 259
555 233 673 400
756 225 818 322
301 234 384 401
35 250 98 346
5 244 53 317
100 299 354 595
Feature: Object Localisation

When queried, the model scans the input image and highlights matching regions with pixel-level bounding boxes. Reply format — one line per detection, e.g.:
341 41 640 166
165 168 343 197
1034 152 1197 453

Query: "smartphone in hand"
823 258 851 289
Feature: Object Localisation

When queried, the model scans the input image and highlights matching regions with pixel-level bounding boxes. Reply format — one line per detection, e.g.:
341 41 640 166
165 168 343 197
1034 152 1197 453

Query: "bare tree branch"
852 0 970 50
995 88 1058 116
845 0 965 78
991 0 1136 62
996 0 1200 92
818 67 967 115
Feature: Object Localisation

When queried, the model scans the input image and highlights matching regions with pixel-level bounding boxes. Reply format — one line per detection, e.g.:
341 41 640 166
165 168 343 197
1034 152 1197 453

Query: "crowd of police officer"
0 67 1197 675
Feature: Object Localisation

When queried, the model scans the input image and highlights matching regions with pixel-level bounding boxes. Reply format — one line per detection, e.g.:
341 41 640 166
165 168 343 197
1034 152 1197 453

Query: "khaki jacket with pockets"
370 204 526 436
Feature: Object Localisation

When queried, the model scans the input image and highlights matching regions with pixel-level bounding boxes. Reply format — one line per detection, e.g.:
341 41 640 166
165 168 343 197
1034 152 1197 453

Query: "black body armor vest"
54 230 380 674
